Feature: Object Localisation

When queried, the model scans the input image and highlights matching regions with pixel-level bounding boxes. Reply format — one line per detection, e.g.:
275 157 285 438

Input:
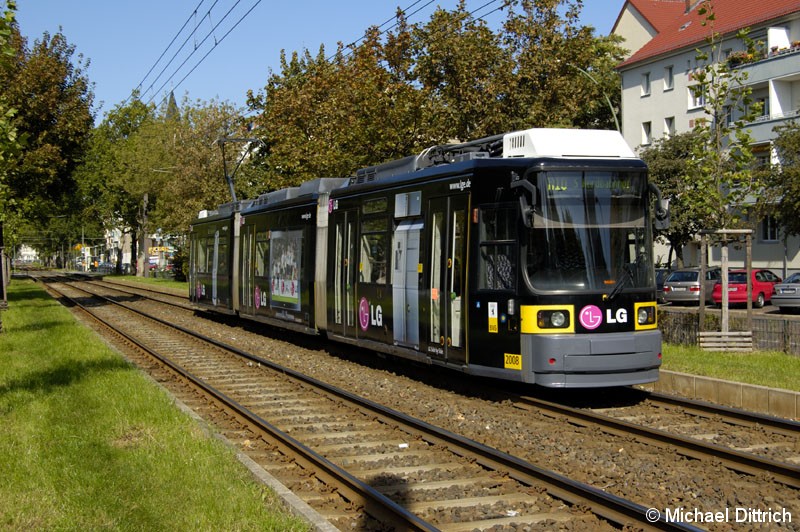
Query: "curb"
639 369 800 420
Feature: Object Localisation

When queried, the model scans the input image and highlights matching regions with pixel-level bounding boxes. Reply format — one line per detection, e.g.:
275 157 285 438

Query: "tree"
502 0 625 130
245 0 626 190
1 26 93 228
78 98 160 275
0 19 94 276
640 131 706 267
0 0 22 327
154 96 247 233
773 120 800 237
685 2 765 231
412 2 513 141
247 17 425 187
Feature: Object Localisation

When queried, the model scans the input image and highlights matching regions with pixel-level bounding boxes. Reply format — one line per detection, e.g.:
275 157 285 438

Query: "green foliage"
0 20 93 253
686 3 765 231
640 131 705 266
773 120 800 236
0 0 22 207
246 0 625 181
502 0 624 130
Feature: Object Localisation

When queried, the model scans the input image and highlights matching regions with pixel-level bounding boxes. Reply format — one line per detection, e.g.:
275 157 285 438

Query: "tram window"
363 197 387 214
479 206 516 241
255 231 268 277
360 233 387 283
197 238 208 273
360 216 388 284
480 244 516 290
478 205 517 291
217 238 229 275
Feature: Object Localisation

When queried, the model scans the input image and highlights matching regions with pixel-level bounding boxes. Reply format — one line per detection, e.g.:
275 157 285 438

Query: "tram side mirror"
655 198 670 230
649 183 670 231
511 176 537 229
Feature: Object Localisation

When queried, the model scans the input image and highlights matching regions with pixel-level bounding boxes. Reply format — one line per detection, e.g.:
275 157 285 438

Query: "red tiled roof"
620 0 687 34
618 0 800 68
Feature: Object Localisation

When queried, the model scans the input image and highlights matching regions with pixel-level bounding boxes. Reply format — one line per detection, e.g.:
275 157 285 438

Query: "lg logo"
579 305 628 330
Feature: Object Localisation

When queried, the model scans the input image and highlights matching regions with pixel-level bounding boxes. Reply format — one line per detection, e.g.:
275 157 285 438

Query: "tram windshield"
525 170 655 293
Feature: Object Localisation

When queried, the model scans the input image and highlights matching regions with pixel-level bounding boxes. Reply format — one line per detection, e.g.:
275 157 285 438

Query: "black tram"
189 128 668 388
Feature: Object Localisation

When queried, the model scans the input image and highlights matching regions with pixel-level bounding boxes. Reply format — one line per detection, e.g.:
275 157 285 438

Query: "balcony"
734 46 800 86
745 111 799 143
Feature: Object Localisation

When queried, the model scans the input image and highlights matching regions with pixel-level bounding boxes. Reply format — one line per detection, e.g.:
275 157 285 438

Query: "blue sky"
15 1 623 122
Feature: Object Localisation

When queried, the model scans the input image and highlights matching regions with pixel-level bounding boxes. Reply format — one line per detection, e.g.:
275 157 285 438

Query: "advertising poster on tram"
269 230 302 310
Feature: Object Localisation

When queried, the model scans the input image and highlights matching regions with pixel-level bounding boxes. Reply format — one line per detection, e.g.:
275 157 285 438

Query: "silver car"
663 267 721 305
773 272 800 313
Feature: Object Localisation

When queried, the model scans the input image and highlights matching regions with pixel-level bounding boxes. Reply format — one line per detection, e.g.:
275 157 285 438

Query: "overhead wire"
149 0 263 107
123 0 210 106
142 0 224 103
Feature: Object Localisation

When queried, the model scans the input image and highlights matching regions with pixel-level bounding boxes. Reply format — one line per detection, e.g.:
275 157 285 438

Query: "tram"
189 128 669 387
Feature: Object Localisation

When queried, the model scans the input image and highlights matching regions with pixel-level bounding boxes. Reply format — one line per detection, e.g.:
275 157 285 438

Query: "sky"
14 1 624 122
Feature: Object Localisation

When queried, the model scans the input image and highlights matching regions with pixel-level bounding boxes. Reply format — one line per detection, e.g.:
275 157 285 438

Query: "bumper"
772 295 800 309
523 330 662 388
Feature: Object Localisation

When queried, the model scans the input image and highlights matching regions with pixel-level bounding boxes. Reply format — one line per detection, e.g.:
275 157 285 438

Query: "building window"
664 65 674 91
754 97 770 120
641 72 651 96
761 215 779 242
642 121 652 145
752 144 771 169
722 105 733 126
664 116 675 137
689 85 705 109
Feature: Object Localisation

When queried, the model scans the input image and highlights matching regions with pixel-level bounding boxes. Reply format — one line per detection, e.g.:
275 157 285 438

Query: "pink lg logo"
358 297 370 331
579 305 603 330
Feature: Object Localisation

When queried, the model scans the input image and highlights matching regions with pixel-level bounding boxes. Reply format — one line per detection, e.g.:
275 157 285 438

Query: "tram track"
40 276 692 531
510 393 800 489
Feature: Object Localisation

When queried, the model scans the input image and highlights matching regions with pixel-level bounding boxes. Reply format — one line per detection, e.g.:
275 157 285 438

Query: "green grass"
662 343 800 392
0 279 309 531
108 274 189 293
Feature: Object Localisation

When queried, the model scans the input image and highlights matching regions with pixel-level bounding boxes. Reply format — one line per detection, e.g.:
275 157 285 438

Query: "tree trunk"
0 221 7 333
130 228 138 276
137 193 149 277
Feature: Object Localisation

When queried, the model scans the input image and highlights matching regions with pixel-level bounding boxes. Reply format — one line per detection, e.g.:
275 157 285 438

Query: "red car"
711 269 782 308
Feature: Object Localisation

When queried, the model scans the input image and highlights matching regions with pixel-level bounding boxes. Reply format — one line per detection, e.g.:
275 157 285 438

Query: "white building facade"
613 0 800 276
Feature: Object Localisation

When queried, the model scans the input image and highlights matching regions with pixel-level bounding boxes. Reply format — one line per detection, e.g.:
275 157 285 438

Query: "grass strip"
0 279 309 531
108 274 188 292
662 343 800 392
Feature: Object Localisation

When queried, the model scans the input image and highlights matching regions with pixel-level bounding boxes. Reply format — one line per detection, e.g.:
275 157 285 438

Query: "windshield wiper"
606 265 633 301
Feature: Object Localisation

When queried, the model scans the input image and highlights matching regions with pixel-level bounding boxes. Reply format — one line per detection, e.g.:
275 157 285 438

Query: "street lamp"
560 60 620 132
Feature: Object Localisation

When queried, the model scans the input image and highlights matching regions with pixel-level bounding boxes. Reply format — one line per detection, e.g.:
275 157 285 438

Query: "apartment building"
613 0 800 275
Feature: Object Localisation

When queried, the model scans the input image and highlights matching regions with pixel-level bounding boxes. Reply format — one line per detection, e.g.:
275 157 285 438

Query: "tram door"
428 195 468 364
392 220 423 348
239 224 255 314
332 209 357 337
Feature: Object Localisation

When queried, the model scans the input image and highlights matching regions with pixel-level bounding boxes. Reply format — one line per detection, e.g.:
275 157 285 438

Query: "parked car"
711 269 782 308
772 272 800 313
655 268 670 303
663 267 721 305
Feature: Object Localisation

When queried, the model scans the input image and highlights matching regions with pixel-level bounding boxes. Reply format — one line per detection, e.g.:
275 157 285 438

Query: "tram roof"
192 129 642 225
349 128 638 186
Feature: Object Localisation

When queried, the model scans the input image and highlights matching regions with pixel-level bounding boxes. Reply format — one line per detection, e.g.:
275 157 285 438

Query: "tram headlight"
637 305 655 325
537 309 570 329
